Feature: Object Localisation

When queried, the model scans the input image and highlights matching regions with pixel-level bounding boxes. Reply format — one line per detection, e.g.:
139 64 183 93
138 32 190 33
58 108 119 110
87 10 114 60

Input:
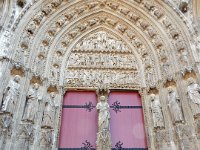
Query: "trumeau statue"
96 96 110 131
150 94 165 128
1 75 21 114
22 83 42 122
167 87 184 123
96 96 111 150
187 78 200 117
41 92 57 128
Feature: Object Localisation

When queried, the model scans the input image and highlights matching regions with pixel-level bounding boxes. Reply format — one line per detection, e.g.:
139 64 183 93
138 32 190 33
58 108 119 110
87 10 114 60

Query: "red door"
59 91 148 150
59 91 97 150
109 91 148 150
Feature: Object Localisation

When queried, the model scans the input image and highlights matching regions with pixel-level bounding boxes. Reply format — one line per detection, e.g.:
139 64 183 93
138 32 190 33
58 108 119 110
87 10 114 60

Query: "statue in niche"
187 78 200 117
161 58 170 76
145 66 154 83
179 49 190 68
51 64 59 81
150 94 165 128
22 83 41 122
33 11 45 25
68 53 80 67
96 95 111 150
1 75 21 114
33 54 45 73
41 92 57 128
53 51 62 64
167 87 184 123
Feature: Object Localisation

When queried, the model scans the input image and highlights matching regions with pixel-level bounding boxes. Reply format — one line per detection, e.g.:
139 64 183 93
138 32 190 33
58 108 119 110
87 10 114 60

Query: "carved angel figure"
168 87 184 123
96 96 110 131
22 83 41 122
187 78 200 117
150 94 165 128
42 92 57 128
1 75 21 114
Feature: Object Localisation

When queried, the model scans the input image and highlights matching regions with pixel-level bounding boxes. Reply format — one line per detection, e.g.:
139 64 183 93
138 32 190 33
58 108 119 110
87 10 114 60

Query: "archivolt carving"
6 0 194 90
11 1 187 79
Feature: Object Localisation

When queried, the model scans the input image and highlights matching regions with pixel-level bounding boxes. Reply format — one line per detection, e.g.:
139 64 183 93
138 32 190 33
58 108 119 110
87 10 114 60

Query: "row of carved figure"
66 69 139 87
0 75 58 128
151 78 200 129
68 53 137 69
75 32 129 52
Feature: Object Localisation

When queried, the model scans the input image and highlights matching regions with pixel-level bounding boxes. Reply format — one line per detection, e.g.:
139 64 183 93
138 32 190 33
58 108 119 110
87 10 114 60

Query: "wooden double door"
59 91 147 150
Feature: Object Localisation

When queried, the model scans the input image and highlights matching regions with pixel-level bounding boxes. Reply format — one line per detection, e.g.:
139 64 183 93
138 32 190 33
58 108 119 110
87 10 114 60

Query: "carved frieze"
65 69 139 88
74 31 131 53
68 52 137 70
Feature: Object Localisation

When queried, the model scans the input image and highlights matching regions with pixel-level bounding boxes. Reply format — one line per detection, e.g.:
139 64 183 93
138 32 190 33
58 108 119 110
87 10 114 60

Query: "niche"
17 0 26 8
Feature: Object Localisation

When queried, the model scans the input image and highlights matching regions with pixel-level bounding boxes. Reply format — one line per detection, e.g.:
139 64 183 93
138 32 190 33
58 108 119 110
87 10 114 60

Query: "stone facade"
0 0 200 149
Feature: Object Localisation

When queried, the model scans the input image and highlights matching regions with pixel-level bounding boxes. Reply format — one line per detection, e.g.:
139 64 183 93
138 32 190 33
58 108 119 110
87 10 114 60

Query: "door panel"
59 91 97 149
109 92 148 150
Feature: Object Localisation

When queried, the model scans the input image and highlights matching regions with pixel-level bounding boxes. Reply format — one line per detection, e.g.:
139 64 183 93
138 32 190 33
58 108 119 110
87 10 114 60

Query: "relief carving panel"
65 31 140 88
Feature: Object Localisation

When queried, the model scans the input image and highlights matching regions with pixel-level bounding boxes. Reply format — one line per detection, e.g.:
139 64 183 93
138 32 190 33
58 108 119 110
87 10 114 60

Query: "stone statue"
150 94 165 128
96 96 111 150
167 87 184 123
1 75 21 114
187 78 200 117
179 49 189 68
41 92 56 128
33 54 45 73
51 65 59 81
22 83 41 122
146 67 154 83
96 96 110 131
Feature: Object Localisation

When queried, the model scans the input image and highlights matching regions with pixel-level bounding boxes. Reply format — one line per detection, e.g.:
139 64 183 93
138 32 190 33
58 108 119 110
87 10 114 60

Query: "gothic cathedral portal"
1 0 200 150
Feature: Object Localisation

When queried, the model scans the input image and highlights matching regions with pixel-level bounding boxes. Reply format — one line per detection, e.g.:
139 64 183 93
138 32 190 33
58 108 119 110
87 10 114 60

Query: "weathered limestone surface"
0 0 200 149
